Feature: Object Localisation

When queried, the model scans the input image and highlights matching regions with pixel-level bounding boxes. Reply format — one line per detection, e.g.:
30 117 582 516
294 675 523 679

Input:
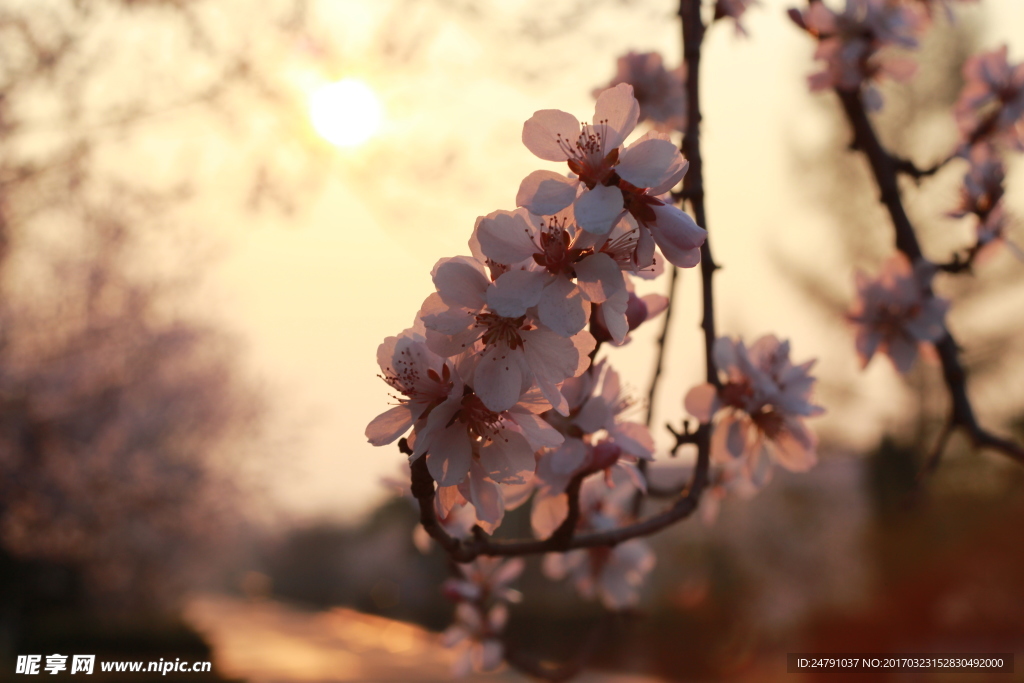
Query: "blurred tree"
0 0 284 621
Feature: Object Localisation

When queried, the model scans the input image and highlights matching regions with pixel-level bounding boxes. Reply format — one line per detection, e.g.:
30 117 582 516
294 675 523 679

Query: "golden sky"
140 0 1024 521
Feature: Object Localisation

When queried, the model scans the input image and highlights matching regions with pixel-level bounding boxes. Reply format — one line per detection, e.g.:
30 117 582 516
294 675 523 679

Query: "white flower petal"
649 204 705 268
508 408 564 450
486 269 547 318
549 438 588 475
469 460 505 527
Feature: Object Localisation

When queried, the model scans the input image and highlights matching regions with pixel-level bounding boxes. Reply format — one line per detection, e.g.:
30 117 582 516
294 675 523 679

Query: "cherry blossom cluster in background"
791 0 1023 376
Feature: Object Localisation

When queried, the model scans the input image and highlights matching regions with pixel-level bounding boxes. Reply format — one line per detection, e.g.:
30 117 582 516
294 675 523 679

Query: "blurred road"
184 595 664 683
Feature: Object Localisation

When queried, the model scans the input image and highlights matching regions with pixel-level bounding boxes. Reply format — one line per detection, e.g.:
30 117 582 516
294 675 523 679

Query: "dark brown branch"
667 420 699 454
834 88 1024 467
893 153 953 182
681 0 721 390
408 424 712 563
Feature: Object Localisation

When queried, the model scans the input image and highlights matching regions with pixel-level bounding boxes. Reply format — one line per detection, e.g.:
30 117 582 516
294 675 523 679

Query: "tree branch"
408 424 712 563
834 87 1024 467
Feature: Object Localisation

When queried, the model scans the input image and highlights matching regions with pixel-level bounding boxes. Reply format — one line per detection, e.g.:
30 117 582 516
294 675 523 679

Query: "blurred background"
1 0 1023 680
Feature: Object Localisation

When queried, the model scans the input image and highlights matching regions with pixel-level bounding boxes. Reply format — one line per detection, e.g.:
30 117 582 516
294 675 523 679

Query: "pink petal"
469 460 505 527
538 277 589 337
508 409 564 450
570 330 597 377
575 252 625 304
612 422 655 459
531 490 569 540
365 405 415 446
599 288 629 344
474 343 525 413
480 431 536 484
575 396 612 434
487 269 547 318
771 420 818 472
574 183 624 235
684 383 719 422
649 204 706 268
432 256 489 310
593 83 640 151
548 437 588 475
426 423 472 486
476 209 539 265
617 132 687 189
515 170 579 217
522 109 580 162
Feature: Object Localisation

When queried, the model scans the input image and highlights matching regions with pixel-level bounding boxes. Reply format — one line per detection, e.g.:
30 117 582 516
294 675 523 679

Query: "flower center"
475 312 528 350
458 391 506 442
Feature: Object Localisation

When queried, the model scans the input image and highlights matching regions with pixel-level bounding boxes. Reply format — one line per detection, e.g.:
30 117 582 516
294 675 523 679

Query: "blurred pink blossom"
847 253 949 374
593 51 686 131
954 45 1024 151
542 476 654 610
791 0 925 109
685 335 824 477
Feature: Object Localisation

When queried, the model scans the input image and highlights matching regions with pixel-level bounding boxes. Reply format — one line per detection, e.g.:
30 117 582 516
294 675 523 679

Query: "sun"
309 78 382 148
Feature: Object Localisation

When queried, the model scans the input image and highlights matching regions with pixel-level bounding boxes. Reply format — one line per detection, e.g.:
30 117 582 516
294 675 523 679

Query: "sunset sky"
108 0 1024 522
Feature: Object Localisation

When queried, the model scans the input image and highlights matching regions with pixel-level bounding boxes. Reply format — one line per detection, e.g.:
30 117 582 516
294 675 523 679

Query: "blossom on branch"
518 83 706 267
948 146 1021 259
473 207 629 341
847 253 949 373
365 330 458 447
530 361 655 539
954 45 1024 151
542 475 655 610
715 0 759 36
790 0 925 109
442 558 524 677
592 51 686 131
685 335 824 478
419 254 595 415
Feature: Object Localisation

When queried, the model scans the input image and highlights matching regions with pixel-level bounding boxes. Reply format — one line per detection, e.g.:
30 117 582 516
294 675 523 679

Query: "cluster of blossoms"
954 45 1024 152
789 0 925 109
542 474 655 610
848 254 949 374
369 72 823 677
368 84 706 537
789 2 1020 380
442 558 524 676
686 336 824 489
